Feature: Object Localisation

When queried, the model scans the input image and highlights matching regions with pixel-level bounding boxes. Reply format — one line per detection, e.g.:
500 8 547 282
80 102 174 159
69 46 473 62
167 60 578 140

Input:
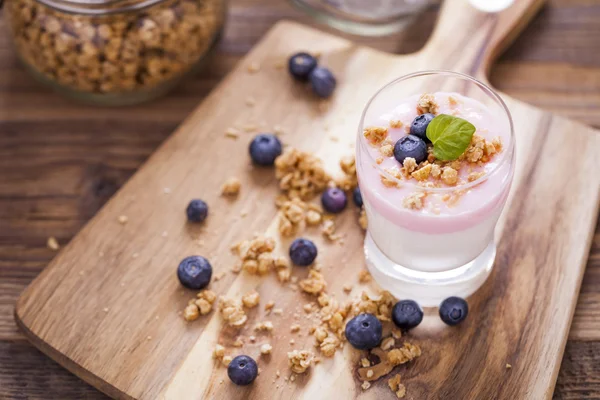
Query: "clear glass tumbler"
356 71 515 306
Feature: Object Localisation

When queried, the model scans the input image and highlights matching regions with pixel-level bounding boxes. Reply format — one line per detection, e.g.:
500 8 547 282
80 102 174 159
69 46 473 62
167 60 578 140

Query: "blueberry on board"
249 134 283 166
392 300 423 330
345 313 382 350
288 52 318 81
410 113 435 143
352 186 363 208
393 135 428 164
309 67 336 98
321 187 347 214
177 256 212 290
289 238 318 266
227 355 258 386
439 297 469 326
186 199 208 223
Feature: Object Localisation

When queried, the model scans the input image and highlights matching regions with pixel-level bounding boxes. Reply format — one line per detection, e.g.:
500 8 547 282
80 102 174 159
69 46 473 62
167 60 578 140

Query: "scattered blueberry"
227 355 258 386
309 67 336 98
352 187 363 208
177 256 212 290
186 199 208 223
392 300 423 330
410 113 435 143
288 52 318 81
289 238 318 266
321 187 347 214
393 135 428 164
345 313 382 350
439 297 469 326
249 134 282 166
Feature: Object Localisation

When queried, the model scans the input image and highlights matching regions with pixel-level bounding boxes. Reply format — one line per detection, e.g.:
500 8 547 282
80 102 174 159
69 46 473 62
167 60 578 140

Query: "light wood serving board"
15 0 600 399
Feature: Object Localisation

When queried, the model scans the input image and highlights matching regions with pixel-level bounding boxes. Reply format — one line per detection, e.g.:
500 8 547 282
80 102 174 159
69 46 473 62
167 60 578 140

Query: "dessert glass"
356 71 515 307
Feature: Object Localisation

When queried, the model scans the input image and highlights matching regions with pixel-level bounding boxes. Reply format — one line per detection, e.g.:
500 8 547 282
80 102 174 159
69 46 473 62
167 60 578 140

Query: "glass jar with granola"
4 0 226 105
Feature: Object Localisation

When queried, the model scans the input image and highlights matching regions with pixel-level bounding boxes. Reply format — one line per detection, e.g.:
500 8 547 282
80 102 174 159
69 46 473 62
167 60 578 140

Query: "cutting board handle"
422 0 545 79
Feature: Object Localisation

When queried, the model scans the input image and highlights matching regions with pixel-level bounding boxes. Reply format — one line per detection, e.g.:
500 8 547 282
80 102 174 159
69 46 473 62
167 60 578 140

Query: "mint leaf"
426 114 476 161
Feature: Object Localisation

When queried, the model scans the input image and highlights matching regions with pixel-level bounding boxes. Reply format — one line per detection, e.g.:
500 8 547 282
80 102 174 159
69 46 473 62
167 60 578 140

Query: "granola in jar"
5 0 226 105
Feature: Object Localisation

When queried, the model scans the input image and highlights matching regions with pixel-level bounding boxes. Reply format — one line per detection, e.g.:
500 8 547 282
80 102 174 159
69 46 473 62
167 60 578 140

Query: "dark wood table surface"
1 0 599 398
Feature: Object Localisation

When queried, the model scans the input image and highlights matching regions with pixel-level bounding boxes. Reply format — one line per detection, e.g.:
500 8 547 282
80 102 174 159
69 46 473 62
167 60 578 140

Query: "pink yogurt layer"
357 92 513 235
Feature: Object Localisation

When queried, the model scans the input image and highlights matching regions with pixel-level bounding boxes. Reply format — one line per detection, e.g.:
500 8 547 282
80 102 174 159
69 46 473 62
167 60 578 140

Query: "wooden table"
0 0 598 398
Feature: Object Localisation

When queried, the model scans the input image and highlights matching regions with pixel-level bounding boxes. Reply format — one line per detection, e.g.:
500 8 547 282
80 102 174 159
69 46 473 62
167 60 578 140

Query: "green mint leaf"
426 114 476 161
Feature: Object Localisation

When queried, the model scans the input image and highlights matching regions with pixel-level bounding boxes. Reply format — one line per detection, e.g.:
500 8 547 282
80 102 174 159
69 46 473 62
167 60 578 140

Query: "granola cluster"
416 93 439 115
274 148 331 200
277 197 323 236
335 155 358 191
6 0 223 96
287 350 314 374
363 126 388 145
221 177 241 196
299 270 327 295
218 296 247 327
183 289 217 321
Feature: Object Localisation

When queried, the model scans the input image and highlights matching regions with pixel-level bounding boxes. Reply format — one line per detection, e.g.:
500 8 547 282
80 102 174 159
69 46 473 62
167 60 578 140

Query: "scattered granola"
218 297 247 327
221 177 241 196
183 290 217 321
361 381 371 390
299 270 327 295
242 290 260 308
358 270 372 283
260 343 272 355
388 374 406 398
254 321 274 332
336 155 358 191
321 219 341 241
358 207 368 230
117 215 128 225
47 236 60 251
232 236 277 276
387 342 422 366
287 350 314 374
213 344 225 360
275 148 331 200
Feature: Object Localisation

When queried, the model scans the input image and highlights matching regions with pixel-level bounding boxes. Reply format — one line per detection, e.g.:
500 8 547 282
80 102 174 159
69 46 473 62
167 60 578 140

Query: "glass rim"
357 70 515 194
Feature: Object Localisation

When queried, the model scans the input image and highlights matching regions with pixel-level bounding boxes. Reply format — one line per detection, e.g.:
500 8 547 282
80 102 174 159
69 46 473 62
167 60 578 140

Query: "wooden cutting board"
15 0 600 399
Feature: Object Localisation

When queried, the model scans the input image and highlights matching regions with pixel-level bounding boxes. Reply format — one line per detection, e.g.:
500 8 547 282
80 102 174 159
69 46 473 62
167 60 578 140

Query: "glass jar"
4 0 226 105
289 0 436 36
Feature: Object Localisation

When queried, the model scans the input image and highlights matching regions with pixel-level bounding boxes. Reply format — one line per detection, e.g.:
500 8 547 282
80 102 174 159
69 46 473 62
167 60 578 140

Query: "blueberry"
392 300 423 330
227 355 258 386
186 199 208 223
289 238 317 266
439 297 469 326
410 113 435 143
288 52 318 81
249 134 282 166
177 256 212 290
393 135 428 164
309 67 336 98
345 313 382 350
352 187 363 208
321 187 347 214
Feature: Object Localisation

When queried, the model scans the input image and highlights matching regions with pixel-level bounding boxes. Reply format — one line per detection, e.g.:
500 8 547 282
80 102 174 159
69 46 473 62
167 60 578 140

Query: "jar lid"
35 0 166 15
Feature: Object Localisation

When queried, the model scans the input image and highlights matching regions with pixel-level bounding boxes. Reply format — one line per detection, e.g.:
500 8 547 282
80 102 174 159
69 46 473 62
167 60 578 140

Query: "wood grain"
10 0 600 398
1 0 600 399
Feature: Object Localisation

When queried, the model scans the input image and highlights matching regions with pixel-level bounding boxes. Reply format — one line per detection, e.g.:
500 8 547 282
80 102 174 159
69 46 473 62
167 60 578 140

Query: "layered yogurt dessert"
357 85 514 304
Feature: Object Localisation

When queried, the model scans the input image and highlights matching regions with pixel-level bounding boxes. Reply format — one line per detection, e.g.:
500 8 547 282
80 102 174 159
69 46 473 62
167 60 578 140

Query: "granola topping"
363 126 388 146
